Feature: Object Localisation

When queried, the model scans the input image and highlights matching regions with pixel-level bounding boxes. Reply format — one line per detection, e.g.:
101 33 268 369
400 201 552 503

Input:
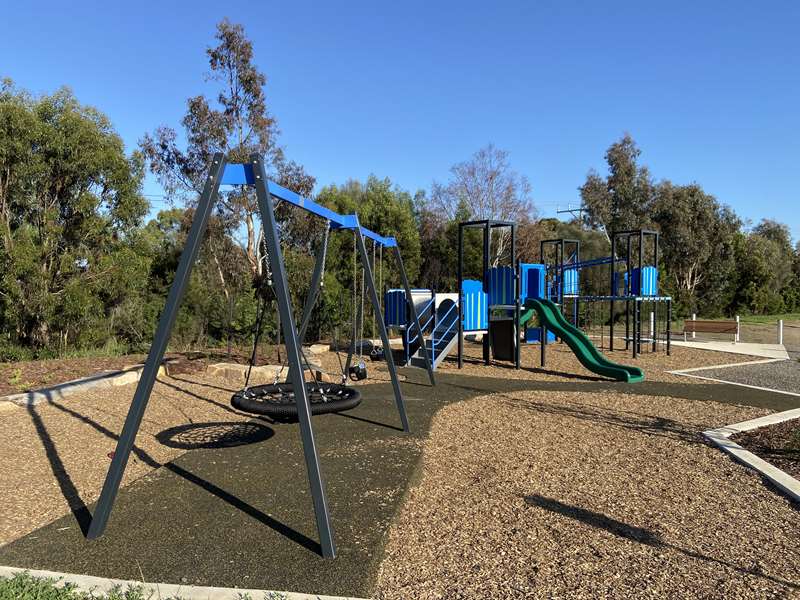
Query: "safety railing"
404 297 436 364
430 301 458 366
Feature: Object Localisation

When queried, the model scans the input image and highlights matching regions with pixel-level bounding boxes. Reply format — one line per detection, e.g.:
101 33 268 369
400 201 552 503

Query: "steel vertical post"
483 224 490 364
458 225 464 369
666 299 672 356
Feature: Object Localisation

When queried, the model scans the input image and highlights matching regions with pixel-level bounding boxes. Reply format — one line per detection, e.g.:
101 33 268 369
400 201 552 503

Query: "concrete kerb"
0 566 368 600
704 407 800 504
0 363 169 408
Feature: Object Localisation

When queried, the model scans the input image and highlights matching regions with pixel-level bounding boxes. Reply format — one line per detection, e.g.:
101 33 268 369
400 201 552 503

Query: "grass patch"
737 313 800 325
0 572 289 600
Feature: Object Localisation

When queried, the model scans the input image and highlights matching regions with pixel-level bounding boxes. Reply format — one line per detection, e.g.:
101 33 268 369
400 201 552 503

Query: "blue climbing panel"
488 266 515 306
462 279 488 331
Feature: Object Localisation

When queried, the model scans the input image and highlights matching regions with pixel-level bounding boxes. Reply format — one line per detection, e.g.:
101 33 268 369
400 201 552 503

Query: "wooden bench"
683 319 738 342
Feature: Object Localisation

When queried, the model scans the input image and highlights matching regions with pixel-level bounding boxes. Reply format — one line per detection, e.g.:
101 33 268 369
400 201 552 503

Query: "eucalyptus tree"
0 80 148 352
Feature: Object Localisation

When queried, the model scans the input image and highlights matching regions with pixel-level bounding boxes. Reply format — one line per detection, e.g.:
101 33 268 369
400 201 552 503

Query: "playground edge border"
703 407 800 504
0 565 368 600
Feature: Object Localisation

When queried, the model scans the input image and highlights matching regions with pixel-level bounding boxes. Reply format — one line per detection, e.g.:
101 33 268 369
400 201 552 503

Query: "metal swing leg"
393 247 435 386
87 154 227 540
354 227 410 432
252 155 336 559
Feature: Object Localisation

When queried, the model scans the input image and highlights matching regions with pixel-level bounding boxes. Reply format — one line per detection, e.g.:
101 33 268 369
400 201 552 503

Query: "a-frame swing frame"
86 153 434 559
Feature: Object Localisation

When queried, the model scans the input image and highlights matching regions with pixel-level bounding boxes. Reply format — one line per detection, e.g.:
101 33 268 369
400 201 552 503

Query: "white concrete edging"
703 407 800 503
0 364 166 408
0 565 368 600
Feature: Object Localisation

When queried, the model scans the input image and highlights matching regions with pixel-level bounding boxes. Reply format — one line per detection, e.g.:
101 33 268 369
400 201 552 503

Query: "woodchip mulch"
434 339 760 384
0 373 251 546
734 418 800 481
375 390 800 599
0 339 777 596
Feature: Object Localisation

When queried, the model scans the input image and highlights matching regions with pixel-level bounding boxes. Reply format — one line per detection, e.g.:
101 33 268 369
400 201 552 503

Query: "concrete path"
0 566 366 600
670 340 789 359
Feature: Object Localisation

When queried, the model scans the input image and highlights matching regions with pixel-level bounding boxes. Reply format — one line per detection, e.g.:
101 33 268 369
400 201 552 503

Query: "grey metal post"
457 225 464 369
540 322 546 367
252 155 336 559
287 224 330 383
651 309 656 352
778 319 784 345
394 247 435 385
88 154 227 540
512 224 520 369
483 224 490 364
609 232 617 352
666 299 672 356
355 227 410 432
631 299 641 358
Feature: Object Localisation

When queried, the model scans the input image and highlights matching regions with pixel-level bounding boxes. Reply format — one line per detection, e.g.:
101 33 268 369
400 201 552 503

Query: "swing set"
86 153 435 559
232 215 392 416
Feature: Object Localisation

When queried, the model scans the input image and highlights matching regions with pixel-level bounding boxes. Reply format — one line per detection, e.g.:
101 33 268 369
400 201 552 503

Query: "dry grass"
375 390 800 599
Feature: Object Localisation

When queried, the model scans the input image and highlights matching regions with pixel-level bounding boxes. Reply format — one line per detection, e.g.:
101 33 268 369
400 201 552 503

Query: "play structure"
538 230 673 359
88 154 434 559
384 222 672 383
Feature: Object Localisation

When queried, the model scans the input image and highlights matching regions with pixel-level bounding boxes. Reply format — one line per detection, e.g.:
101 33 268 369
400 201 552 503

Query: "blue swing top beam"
220 162 398 248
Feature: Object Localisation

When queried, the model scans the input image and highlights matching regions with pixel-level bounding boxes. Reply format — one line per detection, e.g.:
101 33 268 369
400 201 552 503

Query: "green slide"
519 307 536 328
525 298 644 383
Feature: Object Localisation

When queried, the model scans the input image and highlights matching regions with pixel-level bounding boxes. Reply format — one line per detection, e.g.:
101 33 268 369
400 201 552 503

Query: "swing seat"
348 362 368 380
231 382 361 418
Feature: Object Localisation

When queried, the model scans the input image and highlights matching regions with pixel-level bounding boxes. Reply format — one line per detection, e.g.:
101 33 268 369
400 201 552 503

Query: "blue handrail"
430 301 458 365
404 298 435 364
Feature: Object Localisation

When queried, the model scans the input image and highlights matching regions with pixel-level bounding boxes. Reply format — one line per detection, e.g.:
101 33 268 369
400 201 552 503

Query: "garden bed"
0 347 298 397
732 417 800 481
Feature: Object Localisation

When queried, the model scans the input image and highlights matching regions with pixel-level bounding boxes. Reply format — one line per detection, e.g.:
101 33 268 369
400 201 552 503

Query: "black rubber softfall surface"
1 368 798 597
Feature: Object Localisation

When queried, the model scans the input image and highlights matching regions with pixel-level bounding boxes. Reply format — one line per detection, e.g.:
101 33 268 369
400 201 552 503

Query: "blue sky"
3 1 798 241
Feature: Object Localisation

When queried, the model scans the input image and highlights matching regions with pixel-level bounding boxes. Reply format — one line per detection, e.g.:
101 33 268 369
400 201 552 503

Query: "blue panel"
384 289 407 326
462 279 488 331
563 269 579 295
221 163 256 185
488 266 514 306
520 263 546 301
525 327 556 344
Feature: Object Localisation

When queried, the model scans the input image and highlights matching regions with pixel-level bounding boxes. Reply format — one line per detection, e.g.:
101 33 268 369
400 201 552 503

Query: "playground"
1 346 798 598
1 163 799 599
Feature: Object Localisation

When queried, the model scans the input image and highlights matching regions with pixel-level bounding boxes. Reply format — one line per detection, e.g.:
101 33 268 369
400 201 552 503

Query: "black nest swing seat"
231 381 362 418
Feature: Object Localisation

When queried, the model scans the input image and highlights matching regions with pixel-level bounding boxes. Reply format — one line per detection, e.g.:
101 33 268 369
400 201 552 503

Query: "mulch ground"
435 337 762 384
375 390 800 599
1 342 798 597
733 418 800 481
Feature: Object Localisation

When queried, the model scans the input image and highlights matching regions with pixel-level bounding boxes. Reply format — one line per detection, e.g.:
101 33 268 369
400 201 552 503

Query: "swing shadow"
33 398 323 556
333 410 405 432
